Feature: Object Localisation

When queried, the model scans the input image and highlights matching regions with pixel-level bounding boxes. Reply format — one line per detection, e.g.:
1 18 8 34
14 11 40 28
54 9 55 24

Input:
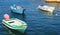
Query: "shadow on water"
2 25 27 35
38 9 54 16
10 12 26 21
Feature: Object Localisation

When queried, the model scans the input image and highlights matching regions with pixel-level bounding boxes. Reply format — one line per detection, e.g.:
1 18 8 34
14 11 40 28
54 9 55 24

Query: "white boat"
38 5 55 12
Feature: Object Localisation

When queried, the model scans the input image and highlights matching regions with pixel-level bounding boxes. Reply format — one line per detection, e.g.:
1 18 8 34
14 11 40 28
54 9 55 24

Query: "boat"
10 4 25 14
45 0 60 3
38 5 55 12
2 18 27 33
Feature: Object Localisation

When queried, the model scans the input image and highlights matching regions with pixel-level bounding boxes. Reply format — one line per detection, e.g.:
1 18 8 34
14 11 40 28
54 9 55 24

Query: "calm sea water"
0 0 60 35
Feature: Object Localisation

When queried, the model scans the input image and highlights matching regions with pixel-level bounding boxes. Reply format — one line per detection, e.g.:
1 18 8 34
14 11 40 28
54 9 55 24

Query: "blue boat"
10 4 25 14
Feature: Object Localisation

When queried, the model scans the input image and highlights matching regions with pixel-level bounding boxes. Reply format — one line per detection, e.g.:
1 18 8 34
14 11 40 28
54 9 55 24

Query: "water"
0 0 60 35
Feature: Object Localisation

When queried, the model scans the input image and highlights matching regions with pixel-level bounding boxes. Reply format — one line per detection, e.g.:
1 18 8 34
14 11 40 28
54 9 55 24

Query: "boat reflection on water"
38 9 54 16
2 24 27 35
43 11 54 16
11 12 26 21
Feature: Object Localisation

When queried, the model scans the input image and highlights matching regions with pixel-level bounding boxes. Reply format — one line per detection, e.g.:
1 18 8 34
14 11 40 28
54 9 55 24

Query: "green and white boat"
2 18 27 33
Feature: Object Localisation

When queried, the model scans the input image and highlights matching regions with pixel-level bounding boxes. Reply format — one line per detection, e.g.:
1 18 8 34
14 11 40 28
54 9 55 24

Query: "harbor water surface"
0 0 60 35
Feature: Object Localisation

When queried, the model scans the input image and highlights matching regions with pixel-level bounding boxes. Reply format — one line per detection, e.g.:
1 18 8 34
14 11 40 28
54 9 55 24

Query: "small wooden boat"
10 4 25 14
38 5 55 12
2 18 27 33
45 0 60 3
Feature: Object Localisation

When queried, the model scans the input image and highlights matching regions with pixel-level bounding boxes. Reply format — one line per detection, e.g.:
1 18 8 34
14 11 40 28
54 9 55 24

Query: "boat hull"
38 5 55 12
10 6 25 14
11 9 25 14
2 18 27 33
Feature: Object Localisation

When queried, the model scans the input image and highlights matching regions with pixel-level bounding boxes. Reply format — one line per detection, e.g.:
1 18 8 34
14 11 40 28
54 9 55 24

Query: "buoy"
4 14 10 20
